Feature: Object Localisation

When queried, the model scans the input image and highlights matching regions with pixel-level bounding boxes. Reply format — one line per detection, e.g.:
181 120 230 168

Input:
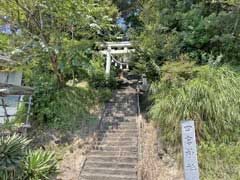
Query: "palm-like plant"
0 134 31 179
23 150 57 180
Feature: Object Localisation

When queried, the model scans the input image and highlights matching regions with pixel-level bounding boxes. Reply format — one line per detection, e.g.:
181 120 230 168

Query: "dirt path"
139 121 184 180
56 136 97 180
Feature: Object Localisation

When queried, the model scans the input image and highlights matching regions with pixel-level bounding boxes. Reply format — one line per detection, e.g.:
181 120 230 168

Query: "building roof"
0 55 18 67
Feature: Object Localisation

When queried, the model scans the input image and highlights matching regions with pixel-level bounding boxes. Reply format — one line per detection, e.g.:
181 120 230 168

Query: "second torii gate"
99 41 135 78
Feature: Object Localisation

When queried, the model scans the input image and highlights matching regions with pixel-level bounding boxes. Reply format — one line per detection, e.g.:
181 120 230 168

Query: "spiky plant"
0 134 31 179
23 150 57 180
150 63 240 146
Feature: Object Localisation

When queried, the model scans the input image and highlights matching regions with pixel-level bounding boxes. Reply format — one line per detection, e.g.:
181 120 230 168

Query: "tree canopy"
0 0 119 84
133 0 240 79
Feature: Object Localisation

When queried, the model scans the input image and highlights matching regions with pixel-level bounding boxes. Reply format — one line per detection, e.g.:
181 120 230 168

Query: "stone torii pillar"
106 46 111 79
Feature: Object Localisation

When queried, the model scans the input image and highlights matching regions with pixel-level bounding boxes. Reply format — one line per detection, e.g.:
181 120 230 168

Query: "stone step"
123 116 137 121
89 150 137 157
80 86 139 180
105 107 137 113
106 125 137 130
107 101 135 105
100 129 138 133
105 112 137 116
84 160 137 169
102 126 137 130
101 131 138 135
103 119 137 127
99 136 138 141
83 167 137 176
107 107 136 111
105 113 137 117
98 143 137 147
96 140 137 146
110 108 137 112
98 137 138 142
99 134 138 139
108 104 136 108
80 172 137 180
118 122 137 126
103 120 137 125
87 155 137 162
104 115 136 121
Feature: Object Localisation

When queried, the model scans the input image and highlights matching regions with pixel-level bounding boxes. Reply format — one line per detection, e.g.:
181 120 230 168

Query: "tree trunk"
50 52 65 86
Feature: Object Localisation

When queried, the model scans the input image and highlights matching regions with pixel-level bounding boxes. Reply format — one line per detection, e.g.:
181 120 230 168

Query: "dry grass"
56 136 96 180
139 120 183 180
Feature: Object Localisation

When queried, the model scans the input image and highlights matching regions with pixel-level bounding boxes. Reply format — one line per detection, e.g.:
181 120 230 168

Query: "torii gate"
99 41 135 78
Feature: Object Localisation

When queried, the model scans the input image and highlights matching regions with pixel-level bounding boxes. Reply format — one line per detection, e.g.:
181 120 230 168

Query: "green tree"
0 0 119 126
0 0 118 85
133 0 240 79
113 0 144 29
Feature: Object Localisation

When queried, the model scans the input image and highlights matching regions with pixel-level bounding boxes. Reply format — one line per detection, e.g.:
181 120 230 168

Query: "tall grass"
150 63 240 146
199 142 240 180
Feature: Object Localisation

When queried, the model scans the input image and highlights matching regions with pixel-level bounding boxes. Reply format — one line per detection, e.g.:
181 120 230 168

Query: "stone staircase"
79 85 139 180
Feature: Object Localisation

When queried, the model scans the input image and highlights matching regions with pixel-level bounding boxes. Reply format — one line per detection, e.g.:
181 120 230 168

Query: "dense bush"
88 56 118 89
0 134 57 180
199 142 240 180
23 150 57 180
134 1 240 78
149 61 240 179
150 62 240 146
51 86 111 130
22 55 113 131
0 134 30 179
0 0 119 131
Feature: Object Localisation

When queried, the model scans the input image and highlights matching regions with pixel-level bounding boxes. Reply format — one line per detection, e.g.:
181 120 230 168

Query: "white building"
0 55 33 125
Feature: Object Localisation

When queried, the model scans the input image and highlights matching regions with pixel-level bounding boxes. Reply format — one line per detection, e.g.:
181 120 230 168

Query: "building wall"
0 71 22 124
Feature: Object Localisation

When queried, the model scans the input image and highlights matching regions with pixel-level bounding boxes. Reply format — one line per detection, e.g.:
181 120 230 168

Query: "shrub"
0 135 58 180
199 143 240 180
22 150 57 180
50 86 112 131
150 62 240 146
0 134 31 179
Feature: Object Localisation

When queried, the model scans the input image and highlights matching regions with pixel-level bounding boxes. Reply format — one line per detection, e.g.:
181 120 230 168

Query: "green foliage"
0 134 30 179
134 0 240 79
29 78 111 130
150 62 240 146
199 142 240 180
0 0 119 84
0 33 11 53
23 150 57 180
0 135 57 180
88 56 118 89
149 61 240 178
160 60 197 86
128 0 240 179
51 86 98 130
112 0 142 28
0 134 30 171
0 0 118 131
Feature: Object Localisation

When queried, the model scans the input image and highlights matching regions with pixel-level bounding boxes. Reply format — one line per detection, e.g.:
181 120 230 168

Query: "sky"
117 17 127 31
0 24 11 34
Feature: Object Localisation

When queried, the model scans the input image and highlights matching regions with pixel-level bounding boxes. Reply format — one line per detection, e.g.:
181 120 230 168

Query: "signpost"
181 120 200 180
